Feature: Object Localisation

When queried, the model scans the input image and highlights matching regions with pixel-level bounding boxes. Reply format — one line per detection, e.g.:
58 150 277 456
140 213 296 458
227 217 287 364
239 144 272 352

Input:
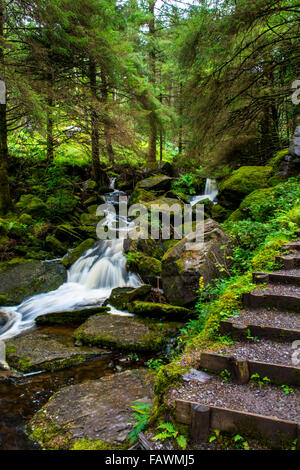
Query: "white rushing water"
0 185 141 340
189 177 218 207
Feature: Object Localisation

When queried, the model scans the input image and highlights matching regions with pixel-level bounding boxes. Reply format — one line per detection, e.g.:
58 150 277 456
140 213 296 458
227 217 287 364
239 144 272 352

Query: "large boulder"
161 219 234 306
16 194 49 218
218 166 272 210
289 125 300 158
137 175 172 192
6 331 108 373
104 285 152 311
0 259 67 305
73 314 180 352
27 370 153 450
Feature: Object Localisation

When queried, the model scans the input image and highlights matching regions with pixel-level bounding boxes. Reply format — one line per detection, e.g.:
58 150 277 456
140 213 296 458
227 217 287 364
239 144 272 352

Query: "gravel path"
168 376 300 423
227 308 300 330
216 338 300 367
253 283 300 297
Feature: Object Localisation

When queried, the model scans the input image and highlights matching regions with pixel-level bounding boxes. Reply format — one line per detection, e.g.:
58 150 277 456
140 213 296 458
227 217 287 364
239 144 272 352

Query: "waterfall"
0 186 141 341
189 177 218 207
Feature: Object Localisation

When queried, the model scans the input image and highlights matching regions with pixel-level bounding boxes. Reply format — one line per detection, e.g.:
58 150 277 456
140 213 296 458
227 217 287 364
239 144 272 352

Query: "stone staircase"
174 231 300 448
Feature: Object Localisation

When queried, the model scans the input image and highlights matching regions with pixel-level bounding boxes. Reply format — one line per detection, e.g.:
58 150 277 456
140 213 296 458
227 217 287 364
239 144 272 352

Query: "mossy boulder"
126 252 162 286
211 203 231 222
124 236 164 260
73 314 180 352
16 194 49 218
79 213 99 226
61 238 95 269
161 219 234 306
129 187 156 205
0 259 67 305
137 175 172 192
218 166 272 210
143 197 184 216
18 213 33 226
6 331 108 373
35 306 110 326
128 301 191 320
54 224 83 243
45 235 67 256
105 285 152 310
27 370 153 450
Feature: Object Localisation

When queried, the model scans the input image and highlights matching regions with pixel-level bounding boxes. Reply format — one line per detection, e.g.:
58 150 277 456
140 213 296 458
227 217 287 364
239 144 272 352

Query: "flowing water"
0 186 141 341
189 177 218 207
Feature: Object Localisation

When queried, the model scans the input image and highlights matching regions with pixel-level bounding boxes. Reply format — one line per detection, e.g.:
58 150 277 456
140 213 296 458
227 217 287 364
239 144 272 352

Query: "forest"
0 0 300 453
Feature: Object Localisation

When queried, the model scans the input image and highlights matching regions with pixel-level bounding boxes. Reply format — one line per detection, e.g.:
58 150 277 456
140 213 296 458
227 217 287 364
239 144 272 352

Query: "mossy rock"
124 236 164 260
211 204 231 222
143 197 184 216
218 166 272 210
129 187 156 205
84 180 97 190
18 213 33 226
6 331 108 373
61 238 95 269
77 225 97 240
45 235 67 256
79 213 99 226
27 370 153 450
73 314 180 352
137 175 172 191
0 259 67 305
36 306 110 326
16 194 49 218
126 252 162 286
54 224 83 243
128 301 191 320
105 285 152 310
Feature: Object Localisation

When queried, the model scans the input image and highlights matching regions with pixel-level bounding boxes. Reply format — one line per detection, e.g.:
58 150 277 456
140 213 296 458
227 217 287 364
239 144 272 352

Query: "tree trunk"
147 0 157 164
46 93 54 161
89 58 102 184
0 0 10 214
178 82 183 155
100 69 114 164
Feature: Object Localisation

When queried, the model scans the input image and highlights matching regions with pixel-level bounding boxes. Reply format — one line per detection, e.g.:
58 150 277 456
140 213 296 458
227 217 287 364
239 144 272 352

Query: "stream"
0 178 217 450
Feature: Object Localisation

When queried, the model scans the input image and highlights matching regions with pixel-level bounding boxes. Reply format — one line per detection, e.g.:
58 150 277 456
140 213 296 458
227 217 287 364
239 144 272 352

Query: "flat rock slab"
28 369 154 449
35 306 110 325
6 331 109 373
182 369 212 384
128 301 191 320
73 314 180 352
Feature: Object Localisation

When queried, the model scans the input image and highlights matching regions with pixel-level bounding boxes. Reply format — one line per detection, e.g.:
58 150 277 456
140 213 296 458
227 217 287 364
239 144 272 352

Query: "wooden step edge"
175 399 300 447
253 271 300 286
220 320 300 342
276 255 300 269
283 243 300 252
243 292 300 311
199 352 300 386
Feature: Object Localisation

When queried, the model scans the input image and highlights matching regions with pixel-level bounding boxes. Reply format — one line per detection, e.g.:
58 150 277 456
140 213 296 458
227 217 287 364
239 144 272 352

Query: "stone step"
253 271 300 286
199 347 300 386
220 319 300 342
284 242 300 252
276 254 300 269
175 398 300 448
243 285 300 312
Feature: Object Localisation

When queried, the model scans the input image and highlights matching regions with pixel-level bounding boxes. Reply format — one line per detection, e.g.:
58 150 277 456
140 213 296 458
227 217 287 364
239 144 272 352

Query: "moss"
0 294 9 305
268 148 289 172
126 251 161 285
71 439 128 450
16 194 49 218
128 301 191 319
28 415 71 450
45 235 67 256
130 187 157 205
251 235 290 271
211 204 230 222
220 166 272 195
18 213 33 225
61 238 95 268
36 306 109 325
